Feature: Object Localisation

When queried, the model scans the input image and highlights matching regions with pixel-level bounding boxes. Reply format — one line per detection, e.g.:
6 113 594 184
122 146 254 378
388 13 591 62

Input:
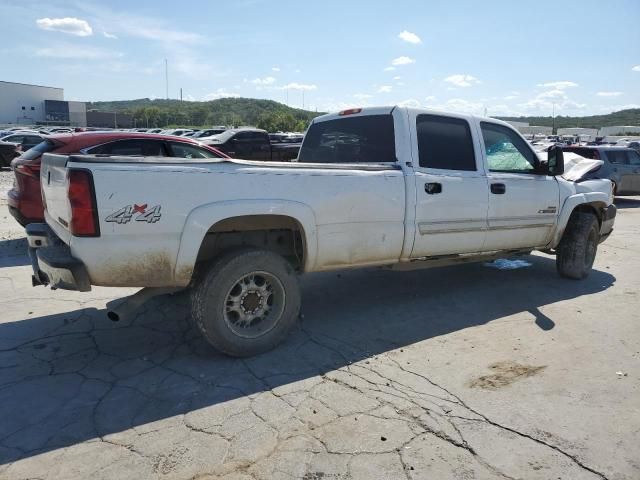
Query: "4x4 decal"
106 204 162 224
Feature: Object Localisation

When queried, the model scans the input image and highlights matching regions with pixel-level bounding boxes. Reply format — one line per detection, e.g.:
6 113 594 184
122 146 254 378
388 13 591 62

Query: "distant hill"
86 97 323 131
498 108 640 130
86 98 640 132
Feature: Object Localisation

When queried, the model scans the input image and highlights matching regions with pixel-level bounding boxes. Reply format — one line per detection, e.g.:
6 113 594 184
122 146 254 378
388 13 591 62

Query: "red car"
8 132 229 226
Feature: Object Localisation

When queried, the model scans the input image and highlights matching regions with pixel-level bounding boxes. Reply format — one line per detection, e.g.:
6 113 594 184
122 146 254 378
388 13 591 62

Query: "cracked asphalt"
0 169 639 480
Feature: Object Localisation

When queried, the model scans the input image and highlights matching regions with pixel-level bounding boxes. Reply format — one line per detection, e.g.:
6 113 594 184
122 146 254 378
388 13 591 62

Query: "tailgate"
41 153 72 232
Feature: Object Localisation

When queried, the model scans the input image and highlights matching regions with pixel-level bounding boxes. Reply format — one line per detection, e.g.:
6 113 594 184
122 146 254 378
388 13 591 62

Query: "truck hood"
561 152 604 182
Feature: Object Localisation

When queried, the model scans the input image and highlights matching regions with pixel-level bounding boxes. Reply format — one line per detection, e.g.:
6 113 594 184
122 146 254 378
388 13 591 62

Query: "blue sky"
2 0 639 116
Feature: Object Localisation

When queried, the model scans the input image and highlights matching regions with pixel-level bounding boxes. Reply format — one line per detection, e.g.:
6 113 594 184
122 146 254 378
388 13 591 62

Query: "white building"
0 81 64 125
0 81 88 126
558 127 598 137
599 125 640 136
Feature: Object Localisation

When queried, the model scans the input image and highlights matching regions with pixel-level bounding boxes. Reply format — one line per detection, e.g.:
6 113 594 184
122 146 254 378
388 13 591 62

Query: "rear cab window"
298 114 396 163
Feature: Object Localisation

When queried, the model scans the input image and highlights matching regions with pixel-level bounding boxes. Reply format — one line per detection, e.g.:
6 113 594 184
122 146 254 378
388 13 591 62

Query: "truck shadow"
0 254 615 465
0 238 30 268
614 197 640 209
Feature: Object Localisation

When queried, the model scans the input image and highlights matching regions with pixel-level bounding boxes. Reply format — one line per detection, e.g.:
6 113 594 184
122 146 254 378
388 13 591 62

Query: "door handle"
425 182 442 194
491 183 506 194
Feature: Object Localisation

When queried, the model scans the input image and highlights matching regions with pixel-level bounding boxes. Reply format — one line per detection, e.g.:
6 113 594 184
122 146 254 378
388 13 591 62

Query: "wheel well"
194 215 306 271
572 203 605 226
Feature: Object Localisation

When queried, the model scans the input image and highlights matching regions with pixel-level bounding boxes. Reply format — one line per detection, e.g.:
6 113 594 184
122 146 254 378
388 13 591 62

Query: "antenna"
165 59 169 100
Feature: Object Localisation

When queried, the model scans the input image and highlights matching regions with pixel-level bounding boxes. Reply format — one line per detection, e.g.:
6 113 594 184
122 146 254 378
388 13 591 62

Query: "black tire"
556 211 599 280
191 248 301 357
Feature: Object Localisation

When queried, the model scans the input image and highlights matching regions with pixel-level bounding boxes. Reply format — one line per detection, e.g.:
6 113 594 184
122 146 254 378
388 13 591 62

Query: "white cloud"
103 31 117 39
425 95 437 102
36 17 93 37
203 88 240 101
444 74 480 88
538 89 565 99
280 83 317 91
391 56 416 66
596 91 623 97
398 30 421 44
384 66 396 72
392 76 402 80
397 98 422 108
272 67 280 72
251 76 276 85
631 65 640 72
536 81 578 89
35 45 121 59
519 88 586 113
377 85 392 93
504 95 519 100
353 93 372 100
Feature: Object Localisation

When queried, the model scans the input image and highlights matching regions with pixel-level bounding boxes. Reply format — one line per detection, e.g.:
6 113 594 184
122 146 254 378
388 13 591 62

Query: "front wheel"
191 248 301 357
556 211 599 280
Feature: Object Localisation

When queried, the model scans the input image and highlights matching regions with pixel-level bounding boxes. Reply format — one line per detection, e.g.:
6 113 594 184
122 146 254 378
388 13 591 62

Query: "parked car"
627 141 640 152
202 128 300 161
562 146 640 196
0 133 47 150
0 141 21 168
193 128 227 138
8 132 228 226
27 106 615 357
162 129 193 136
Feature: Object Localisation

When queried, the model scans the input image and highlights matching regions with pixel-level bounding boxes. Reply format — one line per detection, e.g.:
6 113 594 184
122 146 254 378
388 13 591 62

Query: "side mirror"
547 146 565 176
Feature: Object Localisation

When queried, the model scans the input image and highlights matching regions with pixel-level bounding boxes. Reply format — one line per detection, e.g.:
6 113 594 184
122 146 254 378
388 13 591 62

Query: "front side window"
416 114 476 171
298 114 395 163
481 122 538 173
627 150 640 166
169 142 219 159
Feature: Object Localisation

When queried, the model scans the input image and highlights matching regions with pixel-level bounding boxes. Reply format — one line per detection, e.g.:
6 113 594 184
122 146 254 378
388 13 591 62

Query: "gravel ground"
0 168 638 480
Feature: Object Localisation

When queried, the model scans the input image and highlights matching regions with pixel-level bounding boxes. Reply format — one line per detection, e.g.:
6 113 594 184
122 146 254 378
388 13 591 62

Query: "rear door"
626 150 640 192
409 113 489 257
605 150 635 193
480 122 560 250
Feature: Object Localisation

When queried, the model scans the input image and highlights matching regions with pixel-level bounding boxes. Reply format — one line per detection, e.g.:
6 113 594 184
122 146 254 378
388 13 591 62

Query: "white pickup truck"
27 107 616 356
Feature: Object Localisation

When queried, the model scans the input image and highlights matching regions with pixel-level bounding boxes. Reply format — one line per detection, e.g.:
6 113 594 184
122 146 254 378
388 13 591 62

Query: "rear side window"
298 115 396 163
20 139 57 160
88 139 165 156
606 151 628 165
416 115 476 171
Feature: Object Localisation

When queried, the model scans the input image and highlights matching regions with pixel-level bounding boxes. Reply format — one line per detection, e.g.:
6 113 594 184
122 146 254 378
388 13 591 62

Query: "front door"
479 122 560 251
410 113 489 257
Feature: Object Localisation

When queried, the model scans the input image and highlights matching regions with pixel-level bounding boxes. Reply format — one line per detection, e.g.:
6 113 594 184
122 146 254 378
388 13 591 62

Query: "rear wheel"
556 211 599 279
191 248 301 357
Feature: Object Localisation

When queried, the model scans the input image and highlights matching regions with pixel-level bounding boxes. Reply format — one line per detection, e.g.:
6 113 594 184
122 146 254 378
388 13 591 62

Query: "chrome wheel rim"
223 271 285 339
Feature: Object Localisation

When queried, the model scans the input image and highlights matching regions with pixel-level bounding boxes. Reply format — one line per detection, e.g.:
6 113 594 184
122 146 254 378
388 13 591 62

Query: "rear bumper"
26 223 91 292
599 205 616 243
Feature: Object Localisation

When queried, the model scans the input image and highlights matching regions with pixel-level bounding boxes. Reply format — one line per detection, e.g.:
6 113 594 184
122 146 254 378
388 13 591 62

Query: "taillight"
14 163 40 178
339 108 362 116
68 169 100 237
